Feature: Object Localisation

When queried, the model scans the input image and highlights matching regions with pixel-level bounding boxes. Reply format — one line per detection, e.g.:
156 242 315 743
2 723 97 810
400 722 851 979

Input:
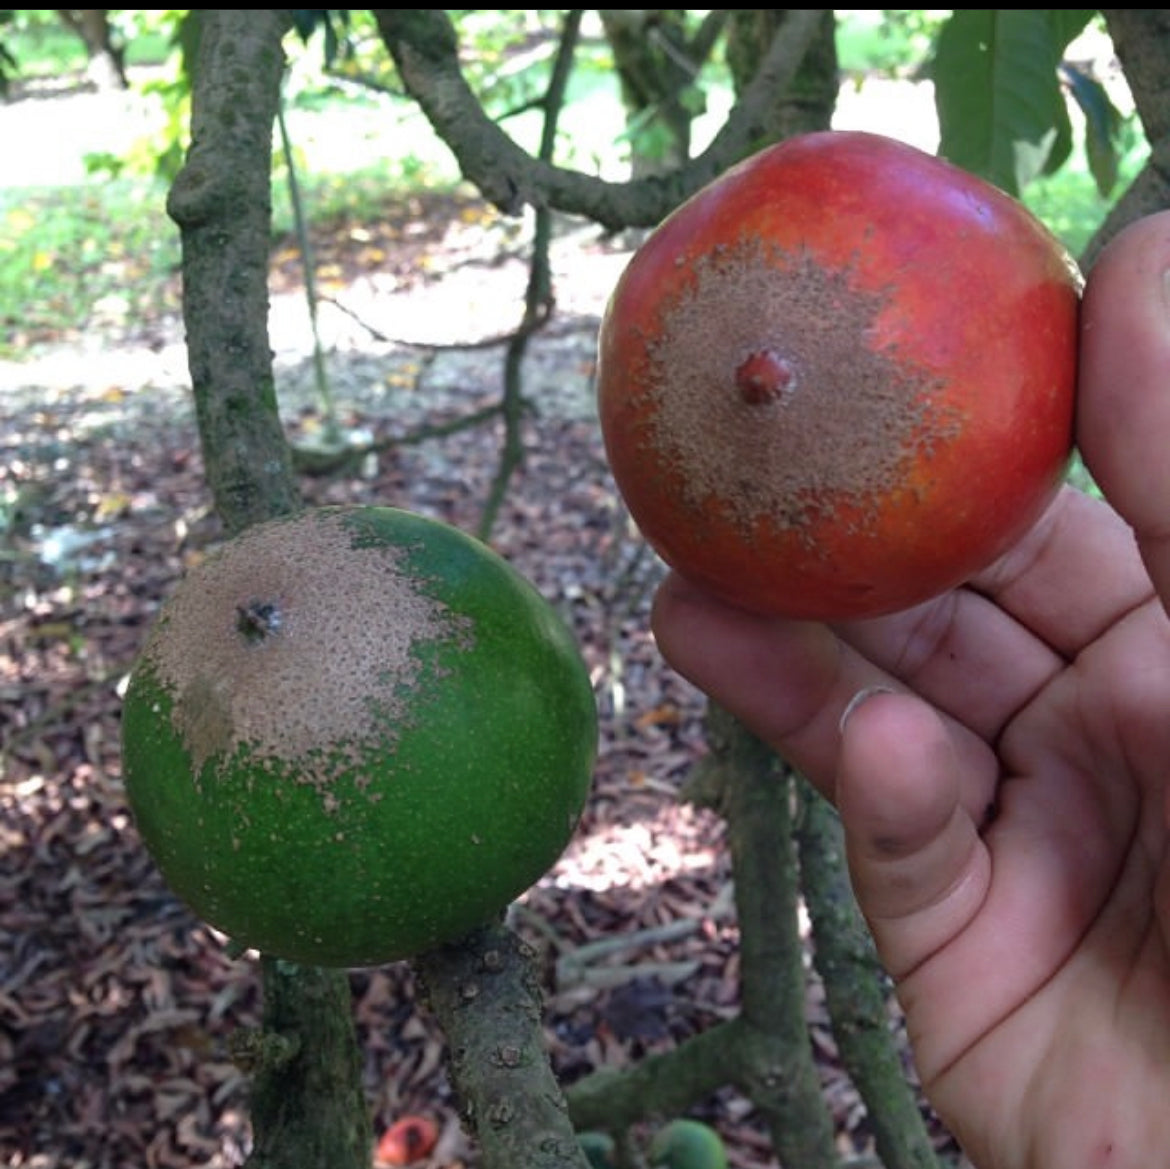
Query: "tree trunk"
57 9 127 89
1083 10 1170 268
600 10 705 178
725 8 838 149
166 12 370 1169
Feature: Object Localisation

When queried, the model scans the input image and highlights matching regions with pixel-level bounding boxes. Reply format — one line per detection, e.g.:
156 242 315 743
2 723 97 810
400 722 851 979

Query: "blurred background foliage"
0 9 1148 363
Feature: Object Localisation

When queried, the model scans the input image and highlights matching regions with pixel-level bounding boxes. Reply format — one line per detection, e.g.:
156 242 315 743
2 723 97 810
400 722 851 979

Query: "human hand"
650 210 1170 1169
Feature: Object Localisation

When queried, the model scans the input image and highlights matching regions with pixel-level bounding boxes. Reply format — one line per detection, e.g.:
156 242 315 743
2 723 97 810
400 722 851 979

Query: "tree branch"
166 9 301 535
566 1019 742 1133
795 778 942 1169
1082 10 1170 269
480 10 582 539
701 705 838 1169
414 923 591 1169
242 960 370 1169
371 8 826 228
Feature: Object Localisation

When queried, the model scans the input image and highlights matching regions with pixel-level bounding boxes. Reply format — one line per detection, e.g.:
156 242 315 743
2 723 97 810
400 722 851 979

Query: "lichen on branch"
414 923 592 1169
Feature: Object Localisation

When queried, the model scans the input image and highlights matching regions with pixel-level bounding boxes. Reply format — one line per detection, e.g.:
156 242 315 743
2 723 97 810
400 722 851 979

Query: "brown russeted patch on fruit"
120 505 598 967
643 240 958 540
141 510 471 804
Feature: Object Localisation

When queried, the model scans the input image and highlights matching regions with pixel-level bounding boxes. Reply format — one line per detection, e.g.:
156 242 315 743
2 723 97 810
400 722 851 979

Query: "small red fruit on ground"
376 1115 439 1165
597 130 1081 620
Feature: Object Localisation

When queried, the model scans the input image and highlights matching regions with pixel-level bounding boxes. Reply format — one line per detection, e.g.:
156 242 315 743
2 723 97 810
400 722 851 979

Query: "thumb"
1077 211 1170 599
836 690 989 980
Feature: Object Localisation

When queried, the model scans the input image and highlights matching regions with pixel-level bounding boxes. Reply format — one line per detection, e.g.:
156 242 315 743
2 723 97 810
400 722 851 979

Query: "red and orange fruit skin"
597 130 1080 620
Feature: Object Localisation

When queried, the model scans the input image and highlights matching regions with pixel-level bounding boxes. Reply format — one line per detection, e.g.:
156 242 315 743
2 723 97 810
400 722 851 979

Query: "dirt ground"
1 72 965 1169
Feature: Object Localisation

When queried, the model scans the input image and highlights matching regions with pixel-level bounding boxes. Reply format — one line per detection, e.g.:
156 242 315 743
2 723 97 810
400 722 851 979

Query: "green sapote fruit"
649 1119 729 1169
120 505 598 968
577 1131 616 1169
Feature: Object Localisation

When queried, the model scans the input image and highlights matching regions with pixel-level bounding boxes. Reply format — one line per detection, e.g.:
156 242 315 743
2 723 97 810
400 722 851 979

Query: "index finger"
650 572 1000 816
836 485 1148 741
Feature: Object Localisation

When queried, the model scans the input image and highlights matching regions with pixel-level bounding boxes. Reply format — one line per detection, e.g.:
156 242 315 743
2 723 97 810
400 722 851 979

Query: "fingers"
835 489 1149 741
650 573 999 817
835 582 1064 743
836 690 989 980
965 485 1150 655
1078 210 1170 602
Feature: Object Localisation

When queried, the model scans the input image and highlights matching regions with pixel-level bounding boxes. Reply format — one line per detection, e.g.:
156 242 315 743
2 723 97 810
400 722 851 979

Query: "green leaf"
1047 9 1097 51
932 9 1073 195
1061 61 1124 196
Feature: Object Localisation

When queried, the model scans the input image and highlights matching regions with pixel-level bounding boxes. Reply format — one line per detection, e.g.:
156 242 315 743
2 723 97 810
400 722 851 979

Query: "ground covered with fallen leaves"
1 162 966 1169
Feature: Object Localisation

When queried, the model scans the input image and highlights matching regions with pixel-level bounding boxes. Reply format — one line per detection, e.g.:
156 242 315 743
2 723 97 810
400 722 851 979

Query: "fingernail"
839 685 896 736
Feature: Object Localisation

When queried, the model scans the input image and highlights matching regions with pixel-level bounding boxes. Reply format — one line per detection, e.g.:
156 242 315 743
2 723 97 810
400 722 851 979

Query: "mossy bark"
567 1020 741 1134
238 960 371 1169
166 8 300 536
599 10 721 177
415 923 591 1169
725 9 839 151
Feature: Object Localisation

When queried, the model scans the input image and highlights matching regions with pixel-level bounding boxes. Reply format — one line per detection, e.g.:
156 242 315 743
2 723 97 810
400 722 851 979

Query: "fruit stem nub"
735 348 796 405
236 599 282 643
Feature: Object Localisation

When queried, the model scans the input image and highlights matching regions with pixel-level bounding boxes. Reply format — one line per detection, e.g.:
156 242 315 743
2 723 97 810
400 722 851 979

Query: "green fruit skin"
649 1120 729 1169
120 506 598 967
578 1132 617 1169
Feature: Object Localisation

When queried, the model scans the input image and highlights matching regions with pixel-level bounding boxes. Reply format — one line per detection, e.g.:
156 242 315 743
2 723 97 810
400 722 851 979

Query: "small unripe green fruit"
649 1120 729 1169
120 506 598 967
